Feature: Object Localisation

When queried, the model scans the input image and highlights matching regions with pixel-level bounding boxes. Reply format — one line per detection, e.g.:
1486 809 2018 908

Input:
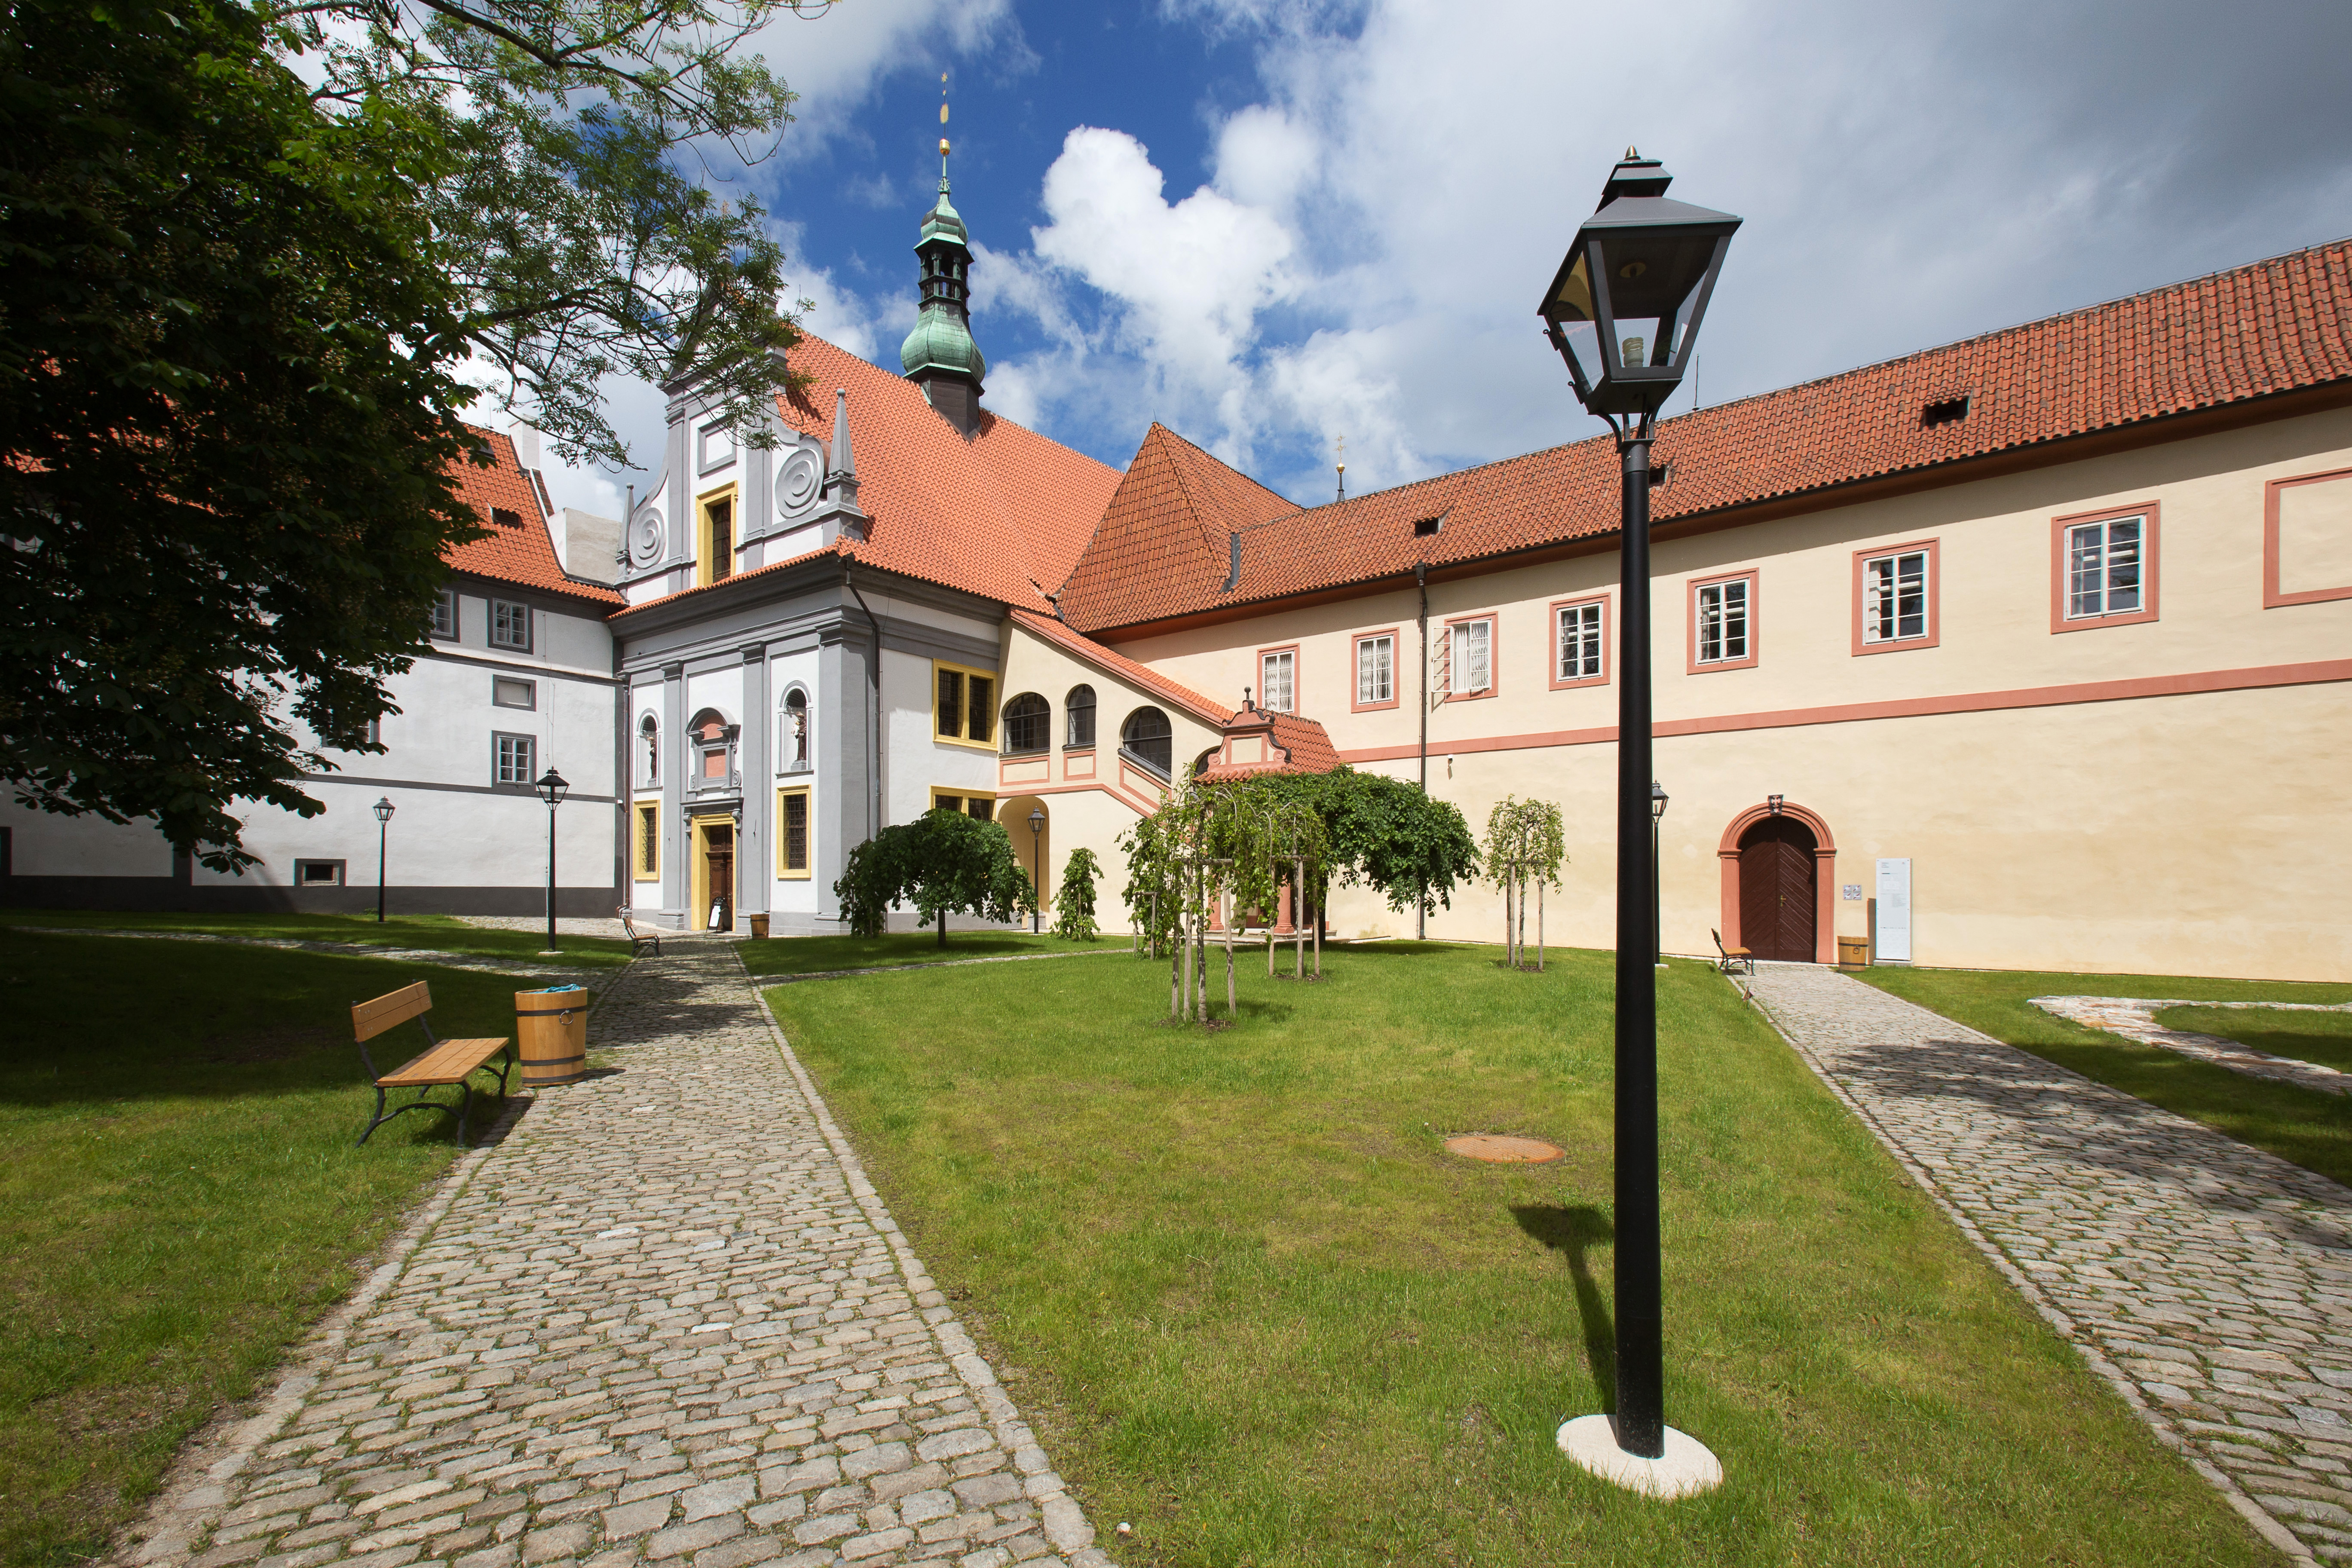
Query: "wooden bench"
1711 928 1754 976
351 982 514 1148
618 906 661 958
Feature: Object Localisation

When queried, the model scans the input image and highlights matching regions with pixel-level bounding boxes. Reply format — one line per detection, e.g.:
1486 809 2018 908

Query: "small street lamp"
535 768 569 954
1651 781 1669 969
1539 148 1737 1495
1027 807 1046 933
372 797 395 924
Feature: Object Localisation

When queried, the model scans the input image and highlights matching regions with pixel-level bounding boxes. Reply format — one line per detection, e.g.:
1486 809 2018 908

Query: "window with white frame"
1694 579 1749 665
490 599 530 650
430 588 457 639
493 675 535 709
1356 634 1393 705
2066 514 2144 619
494 732 536 786
1448 619 1492 695
1260 649 1295 712
1861 549 1930 643
1557 601 1604 682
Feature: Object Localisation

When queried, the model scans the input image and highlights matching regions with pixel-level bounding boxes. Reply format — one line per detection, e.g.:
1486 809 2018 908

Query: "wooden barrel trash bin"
516 985 589 1088
749 913 770 940
1836 936 1871 971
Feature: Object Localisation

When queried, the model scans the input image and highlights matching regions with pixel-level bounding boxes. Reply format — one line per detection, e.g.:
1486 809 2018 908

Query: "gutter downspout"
845 560 884 845
1416 560 1428 941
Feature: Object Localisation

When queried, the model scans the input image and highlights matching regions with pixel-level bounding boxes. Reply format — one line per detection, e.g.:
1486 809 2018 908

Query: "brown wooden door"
704 824 734 932
1738 818 1817 962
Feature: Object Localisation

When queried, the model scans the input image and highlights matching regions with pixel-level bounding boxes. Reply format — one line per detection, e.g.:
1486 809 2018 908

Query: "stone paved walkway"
2030 995 2352 1098
119 943 1107 1568
1746 964 2352 1566
10 926 609 984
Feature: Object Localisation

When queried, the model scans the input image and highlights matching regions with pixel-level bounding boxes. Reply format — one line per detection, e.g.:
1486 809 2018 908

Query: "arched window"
687 708 735 786
780 687 809 772
1002 692 1050 754
1191 747 1217 778
639 714 660 786
1065 684 1096 748
1120 706 1172 779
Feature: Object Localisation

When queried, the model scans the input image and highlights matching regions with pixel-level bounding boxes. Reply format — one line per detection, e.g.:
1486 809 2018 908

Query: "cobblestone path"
124 943 1108 1568
1747 964 2352 1566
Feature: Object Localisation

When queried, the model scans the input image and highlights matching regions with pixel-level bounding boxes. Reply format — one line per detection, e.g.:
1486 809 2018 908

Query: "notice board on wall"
1875 858 1913 962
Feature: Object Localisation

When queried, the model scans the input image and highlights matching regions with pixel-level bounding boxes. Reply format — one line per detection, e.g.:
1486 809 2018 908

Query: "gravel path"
1747 963 2352 1565
117 942 1108 1568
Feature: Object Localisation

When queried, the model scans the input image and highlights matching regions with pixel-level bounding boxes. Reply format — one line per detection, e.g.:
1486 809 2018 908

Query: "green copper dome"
900 309 986 381
900 175 985 386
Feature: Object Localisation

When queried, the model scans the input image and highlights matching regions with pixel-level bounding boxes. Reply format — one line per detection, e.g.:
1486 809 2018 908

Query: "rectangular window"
2068 516 2141 618
1855 542 1939 654
490 599 531 651
1553 597 1607 687
366 718 383 747
931 662 998 748
634 802 660 881
931 789 995 821
1690 571 1758 671
494 732 535 787
1355 633 1395 708
1259 647 1296 712
705 496 733 585
294 859 344 886
430 588 457 639
1447 617 1492 696
493 676 535 710
777 788 810 878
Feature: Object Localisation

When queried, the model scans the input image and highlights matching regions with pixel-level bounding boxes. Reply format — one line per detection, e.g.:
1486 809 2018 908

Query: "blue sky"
529 0 2352 519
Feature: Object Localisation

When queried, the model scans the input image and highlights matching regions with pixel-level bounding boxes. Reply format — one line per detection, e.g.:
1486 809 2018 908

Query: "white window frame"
490 599 532 652
1861 549 1931 644
1356 634 1394 706
2065 515 2144 620
1694 579 1750 666
1448 617 1493 695
1259 648 1296 713
1556 600 1605 684
430 588 458 640
493 732 536 787
493 675 536 710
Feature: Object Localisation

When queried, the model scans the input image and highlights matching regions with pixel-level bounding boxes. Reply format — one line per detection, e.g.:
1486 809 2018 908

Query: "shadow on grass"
1510 1203 1616 1408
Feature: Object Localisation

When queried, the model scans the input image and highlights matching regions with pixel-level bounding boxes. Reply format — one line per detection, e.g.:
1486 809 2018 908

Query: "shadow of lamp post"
1651 781 1668 968
535 768 569 955
1537 147 1737 1498
373 797 395 923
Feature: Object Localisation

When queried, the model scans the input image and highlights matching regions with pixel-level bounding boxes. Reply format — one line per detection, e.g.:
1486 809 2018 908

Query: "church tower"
900 139 988 436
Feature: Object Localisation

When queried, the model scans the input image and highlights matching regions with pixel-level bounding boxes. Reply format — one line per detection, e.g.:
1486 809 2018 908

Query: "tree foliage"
1484 795 1567 969
1051 846 1101 942
1243 768 1481 919
832 809 1035 941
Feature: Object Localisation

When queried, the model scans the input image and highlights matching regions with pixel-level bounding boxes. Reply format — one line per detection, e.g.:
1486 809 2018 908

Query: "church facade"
6 175 2348 980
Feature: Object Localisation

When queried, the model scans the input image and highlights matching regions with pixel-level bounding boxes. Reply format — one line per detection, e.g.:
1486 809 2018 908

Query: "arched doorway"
1738 817 1817 962
1717 801 1838 965
1000 795 1050 920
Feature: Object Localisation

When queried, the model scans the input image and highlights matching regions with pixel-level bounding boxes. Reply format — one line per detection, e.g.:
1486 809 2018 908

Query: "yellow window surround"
632 798 661 881
695 484 738 589
776 787 812 878
931 660 999 750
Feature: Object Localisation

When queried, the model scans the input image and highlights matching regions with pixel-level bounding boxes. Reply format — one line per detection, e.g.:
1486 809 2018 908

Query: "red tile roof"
1060 239 2352 635
1200 708 1342 780
1008 607 1232 727
445 426 622 606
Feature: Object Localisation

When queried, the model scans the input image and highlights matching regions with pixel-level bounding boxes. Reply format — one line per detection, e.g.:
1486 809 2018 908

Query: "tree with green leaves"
1052 847 1102 941
1247 769 1480 929
2 0 805 869
1484 795 1567 970
833 809 1036 945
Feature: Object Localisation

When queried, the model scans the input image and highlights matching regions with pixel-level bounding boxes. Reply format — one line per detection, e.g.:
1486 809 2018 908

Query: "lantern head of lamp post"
373 796 395 824
536 769 569 808
1538 150 1740 426
1027 807 1044 839
1651 781 1668 822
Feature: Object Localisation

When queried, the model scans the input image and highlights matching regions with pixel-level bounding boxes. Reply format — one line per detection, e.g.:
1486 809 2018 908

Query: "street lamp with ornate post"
535 768 569 955
1538 148 1737 1496
1651 781 1669 968
373 797 395 924
1027 807 1045 933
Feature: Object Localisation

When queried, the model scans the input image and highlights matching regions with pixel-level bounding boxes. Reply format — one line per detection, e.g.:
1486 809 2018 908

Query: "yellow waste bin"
515 986 589 1088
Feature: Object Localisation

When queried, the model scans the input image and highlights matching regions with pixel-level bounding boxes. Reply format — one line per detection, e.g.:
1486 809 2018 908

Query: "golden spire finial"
1626 144 1639 159
939 74 951 172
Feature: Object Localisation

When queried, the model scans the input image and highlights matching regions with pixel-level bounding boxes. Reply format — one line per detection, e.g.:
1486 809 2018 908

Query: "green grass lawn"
0 907 633 968
2155 1004 2352 1075
0 929 563 1568
1857 966 2352 1191
765 943 2276 1567
737 928 1122 978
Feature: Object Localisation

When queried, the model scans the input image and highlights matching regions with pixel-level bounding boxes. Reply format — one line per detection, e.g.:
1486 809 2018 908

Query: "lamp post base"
1556 1415 1722 1499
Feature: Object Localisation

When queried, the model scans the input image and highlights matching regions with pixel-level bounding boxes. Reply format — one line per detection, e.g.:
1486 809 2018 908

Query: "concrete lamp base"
1556 1415 1723 1499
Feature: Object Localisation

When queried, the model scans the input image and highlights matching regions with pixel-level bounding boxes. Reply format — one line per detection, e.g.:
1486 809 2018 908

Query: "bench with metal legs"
351 981 514 1147
618 906 662 958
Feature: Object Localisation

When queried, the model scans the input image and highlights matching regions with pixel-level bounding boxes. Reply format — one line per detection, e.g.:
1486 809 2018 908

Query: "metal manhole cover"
1445 1134 1564 1164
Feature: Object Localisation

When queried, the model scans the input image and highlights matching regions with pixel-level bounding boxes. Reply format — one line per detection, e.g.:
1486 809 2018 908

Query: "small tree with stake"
833 809 1035 943
1484 796 1568 970
1052 847 1102 941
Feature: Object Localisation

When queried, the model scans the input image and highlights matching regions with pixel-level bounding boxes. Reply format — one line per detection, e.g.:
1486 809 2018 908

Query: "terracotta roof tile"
1061 239 2352 634
445 426 622 606
1200 708 1342 779
1008 607 1231 727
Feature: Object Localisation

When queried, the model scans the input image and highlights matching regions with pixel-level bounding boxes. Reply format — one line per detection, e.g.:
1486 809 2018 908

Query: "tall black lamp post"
535 768 569 954
1539 148 1737 1494
372 797 395 923
1651 781 1668 968
1027 807 1045 933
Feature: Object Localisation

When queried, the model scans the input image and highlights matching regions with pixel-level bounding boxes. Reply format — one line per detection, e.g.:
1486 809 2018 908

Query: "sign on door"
1875 858 1913 963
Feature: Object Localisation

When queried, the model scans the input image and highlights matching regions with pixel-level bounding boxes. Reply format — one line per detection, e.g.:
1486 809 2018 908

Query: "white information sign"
1875 858 1913 962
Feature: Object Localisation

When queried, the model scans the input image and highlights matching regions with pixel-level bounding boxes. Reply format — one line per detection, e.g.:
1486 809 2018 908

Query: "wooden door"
703 823 734 932
1738 818 1817 962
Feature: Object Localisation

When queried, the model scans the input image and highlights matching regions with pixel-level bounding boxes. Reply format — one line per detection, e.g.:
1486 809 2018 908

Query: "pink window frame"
2264 468 2352 608
1351 628 1402 712
1549 594 1610 689
2050 502 2160 633
1850 539 1941 656
1441 612 1498 702
1687 569 1760 674
1256 642 1301 714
